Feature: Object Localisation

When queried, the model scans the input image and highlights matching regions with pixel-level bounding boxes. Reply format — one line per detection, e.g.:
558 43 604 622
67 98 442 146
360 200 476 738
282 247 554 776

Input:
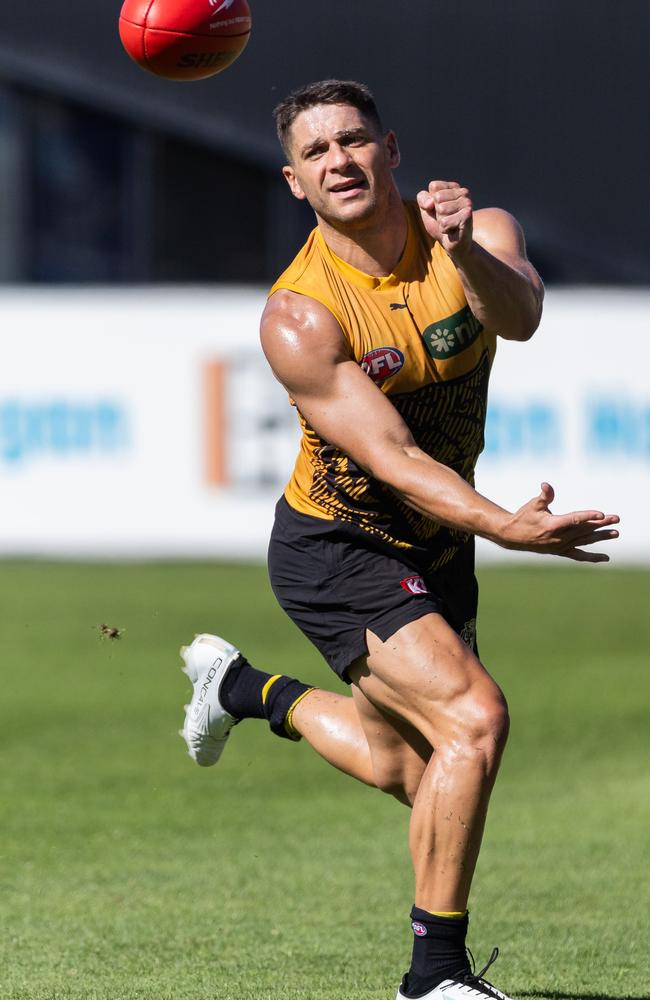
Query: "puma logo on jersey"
390 303 408 311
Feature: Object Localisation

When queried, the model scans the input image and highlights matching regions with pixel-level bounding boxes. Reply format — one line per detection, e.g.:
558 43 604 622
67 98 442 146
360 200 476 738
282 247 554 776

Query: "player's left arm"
417 181 544 341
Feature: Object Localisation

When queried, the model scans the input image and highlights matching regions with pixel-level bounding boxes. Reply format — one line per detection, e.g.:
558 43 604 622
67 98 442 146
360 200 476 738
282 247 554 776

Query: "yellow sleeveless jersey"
269 201 497 572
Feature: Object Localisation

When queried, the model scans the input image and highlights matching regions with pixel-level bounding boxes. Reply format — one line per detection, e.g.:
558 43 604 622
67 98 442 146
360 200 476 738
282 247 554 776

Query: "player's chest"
345 281 495 395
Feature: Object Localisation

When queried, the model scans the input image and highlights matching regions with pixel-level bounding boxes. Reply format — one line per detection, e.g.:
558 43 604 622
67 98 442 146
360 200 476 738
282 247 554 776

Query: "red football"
119 0 252 81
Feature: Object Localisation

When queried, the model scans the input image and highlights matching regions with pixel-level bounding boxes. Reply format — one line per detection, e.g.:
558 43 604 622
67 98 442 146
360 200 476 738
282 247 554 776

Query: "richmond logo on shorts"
361 347 404 384
412 921 428 937
400 575 429 595
460 618 477 649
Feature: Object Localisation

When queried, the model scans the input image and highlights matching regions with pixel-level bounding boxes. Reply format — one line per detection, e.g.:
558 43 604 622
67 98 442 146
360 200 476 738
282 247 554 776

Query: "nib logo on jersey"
422 305 483 360
361 347 404 384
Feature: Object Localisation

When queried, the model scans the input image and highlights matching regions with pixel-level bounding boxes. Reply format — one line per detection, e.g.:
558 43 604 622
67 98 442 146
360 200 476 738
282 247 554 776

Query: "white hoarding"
0 287 647 562
475 290 649 563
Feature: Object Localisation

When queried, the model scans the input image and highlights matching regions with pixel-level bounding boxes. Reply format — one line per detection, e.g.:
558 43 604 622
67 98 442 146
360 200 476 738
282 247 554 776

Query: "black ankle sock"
262 675 313 740
403 907 470 996
220 657 312 741
219 656 269 720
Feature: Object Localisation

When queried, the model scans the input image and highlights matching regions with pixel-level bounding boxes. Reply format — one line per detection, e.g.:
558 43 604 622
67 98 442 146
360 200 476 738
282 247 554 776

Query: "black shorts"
268 496 479 682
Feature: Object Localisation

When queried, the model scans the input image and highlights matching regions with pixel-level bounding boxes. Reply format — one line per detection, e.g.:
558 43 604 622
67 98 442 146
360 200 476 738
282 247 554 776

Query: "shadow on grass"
519 993 650 1000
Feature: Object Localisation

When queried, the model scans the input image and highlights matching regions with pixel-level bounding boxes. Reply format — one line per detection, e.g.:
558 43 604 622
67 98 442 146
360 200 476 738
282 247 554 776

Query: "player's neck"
316 190 408 278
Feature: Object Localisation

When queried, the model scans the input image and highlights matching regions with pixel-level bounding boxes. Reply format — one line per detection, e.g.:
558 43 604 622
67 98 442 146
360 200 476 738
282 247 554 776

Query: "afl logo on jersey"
361 347 404 384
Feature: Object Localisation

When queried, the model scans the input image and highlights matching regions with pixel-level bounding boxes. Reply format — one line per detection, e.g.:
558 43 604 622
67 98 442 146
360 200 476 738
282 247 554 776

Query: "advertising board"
0 287 647 563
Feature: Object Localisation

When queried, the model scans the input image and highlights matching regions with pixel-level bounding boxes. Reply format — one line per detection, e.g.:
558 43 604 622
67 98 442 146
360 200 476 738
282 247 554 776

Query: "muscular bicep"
473 207 544 302
261 290 415 478
293 358 417 478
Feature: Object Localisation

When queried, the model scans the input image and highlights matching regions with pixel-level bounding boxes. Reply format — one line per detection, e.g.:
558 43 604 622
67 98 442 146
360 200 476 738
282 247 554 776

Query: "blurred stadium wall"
1 287 648 562
0 2 647 560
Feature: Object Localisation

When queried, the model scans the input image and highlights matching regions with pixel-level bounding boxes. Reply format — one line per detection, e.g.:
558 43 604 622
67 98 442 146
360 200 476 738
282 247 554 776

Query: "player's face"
282 103 400 229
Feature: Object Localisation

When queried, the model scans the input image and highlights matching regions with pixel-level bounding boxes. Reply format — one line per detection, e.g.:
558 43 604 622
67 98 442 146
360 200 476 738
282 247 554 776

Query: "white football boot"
396 949 511 1000
179 633 241 767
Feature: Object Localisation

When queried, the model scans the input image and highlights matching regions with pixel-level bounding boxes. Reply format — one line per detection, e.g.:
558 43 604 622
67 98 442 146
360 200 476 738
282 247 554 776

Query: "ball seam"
142 0 158 68
120 17 250 39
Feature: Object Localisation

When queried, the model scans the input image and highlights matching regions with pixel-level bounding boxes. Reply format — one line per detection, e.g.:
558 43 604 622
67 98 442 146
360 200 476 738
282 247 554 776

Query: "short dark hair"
273 79 384 159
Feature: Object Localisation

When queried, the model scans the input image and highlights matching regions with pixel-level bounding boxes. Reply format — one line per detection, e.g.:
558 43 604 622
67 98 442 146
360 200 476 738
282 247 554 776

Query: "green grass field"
1 560 648 1000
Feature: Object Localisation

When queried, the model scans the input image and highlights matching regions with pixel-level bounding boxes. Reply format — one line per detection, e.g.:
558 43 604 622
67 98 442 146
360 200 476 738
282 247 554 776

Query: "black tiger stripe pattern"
306 352 491 569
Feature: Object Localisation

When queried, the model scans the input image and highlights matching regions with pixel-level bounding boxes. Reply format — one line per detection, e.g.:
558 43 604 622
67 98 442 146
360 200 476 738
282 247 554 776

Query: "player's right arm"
261 290 619 563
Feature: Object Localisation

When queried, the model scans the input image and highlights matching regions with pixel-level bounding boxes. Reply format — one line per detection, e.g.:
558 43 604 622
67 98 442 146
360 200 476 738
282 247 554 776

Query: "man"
180 80 619 1000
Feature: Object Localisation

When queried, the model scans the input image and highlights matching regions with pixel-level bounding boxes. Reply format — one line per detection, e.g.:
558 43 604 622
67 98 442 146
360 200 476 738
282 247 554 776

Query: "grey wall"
0 1 648 282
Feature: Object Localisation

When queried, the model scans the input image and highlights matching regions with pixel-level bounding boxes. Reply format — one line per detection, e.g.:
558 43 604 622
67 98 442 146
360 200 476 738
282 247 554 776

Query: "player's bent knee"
483 697 510 750
415 680 509 767
458 694 510 761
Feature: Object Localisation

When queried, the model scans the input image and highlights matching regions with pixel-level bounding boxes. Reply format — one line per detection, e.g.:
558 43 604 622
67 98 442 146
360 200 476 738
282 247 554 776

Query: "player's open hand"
416 181 473 258
502 483 620 562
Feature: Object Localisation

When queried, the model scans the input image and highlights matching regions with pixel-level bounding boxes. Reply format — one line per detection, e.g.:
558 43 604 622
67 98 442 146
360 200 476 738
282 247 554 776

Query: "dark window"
28 97 128 282
151 139 269 282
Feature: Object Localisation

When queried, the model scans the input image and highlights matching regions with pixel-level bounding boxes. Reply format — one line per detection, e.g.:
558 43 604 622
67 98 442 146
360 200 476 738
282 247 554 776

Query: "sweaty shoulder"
261 289 351 392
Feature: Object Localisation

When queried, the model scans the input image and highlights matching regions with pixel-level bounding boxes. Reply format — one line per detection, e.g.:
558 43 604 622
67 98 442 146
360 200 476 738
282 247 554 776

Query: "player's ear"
282 164 307 201
385 130 400 169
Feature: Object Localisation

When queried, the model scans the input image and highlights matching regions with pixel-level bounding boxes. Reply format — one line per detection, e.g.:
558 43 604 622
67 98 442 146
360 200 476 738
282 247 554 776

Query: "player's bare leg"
179 624 506 898
351 613 509 909
347 613 510 998
291 687 430 803
288 688 376 785
179 632 429 797
287 630 506 906
179 621 510 997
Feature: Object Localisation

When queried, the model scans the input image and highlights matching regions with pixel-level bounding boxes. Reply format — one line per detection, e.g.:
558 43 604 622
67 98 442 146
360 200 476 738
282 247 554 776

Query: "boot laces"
459 947 503 997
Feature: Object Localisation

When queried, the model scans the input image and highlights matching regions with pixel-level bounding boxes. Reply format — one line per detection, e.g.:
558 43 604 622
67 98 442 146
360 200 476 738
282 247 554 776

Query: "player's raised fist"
416 180 473 258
